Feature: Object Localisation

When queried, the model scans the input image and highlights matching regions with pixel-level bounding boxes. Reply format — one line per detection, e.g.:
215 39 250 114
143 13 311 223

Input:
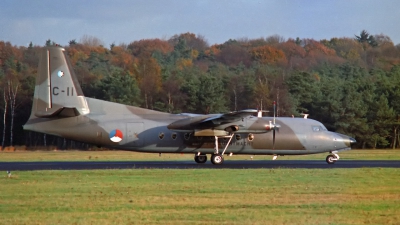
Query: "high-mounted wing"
167 109 261 136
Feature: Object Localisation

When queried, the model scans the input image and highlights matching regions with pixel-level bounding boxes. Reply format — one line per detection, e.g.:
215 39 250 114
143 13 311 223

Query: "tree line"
1 30 400 149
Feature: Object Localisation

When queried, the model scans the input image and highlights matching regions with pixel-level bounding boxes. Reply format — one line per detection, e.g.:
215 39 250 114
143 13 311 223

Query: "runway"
1 160 400 170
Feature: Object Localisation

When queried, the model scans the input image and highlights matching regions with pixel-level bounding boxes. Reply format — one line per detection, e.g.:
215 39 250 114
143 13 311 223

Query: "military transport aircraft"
23 46 356 165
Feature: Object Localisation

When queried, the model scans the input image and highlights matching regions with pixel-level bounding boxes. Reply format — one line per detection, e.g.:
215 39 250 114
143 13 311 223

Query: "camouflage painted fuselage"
24 97 353 155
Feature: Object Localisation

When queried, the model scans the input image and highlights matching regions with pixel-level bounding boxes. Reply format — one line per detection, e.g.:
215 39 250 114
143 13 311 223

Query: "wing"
167 109 259 135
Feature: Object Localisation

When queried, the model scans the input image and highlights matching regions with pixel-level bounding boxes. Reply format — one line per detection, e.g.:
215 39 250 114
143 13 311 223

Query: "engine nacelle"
225 125 239 133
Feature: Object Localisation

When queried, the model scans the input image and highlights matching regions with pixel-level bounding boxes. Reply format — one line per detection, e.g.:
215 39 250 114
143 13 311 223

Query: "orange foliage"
110 46 135 72
128 39 173 57
0 41 22 67
250 45 287 65
136 57 162 93
68 43 107 55
176 58 193 70
66 47 88 66
279 41 306 58
90 46 107 55
67 44 91 56
303 39 336 56
204 44 221 57
66 44 109 66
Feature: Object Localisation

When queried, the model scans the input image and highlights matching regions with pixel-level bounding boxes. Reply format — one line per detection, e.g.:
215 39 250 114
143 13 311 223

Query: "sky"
1 0 400 47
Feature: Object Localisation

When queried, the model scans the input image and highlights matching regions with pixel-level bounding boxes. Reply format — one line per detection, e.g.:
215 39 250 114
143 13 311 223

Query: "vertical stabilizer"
32 46 89 117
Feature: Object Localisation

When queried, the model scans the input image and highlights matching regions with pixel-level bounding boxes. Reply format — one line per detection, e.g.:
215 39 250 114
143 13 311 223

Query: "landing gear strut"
210 134 234 165
193 135 234 165
326 152 340 164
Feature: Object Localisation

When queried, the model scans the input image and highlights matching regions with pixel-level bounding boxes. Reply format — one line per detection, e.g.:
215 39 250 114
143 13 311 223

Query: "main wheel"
194 155 207 163
326 155 336 164
211 154 224 165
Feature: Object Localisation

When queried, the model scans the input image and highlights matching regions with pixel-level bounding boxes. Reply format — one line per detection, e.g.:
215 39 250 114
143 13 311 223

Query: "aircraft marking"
52 87 74 96
109 129 124 142
57 71 64 77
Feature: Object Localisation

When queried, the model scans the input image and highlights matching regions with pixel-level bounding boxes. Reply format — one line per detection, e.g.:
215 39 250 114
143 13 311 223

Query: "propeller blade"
273 101 276 149
272 129 275 149
273 101 276 124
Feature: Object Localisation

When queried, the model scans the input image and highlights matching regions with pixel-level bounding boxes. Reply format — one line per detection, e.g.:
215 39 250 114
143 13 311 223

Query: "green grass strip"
1 168 399 224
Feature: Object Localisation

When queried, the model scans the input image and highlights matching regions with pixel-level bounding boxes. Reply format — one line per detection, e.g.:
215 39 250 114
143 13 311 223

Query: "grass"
1 150 400 224
1 149 400 162
1 169 400 224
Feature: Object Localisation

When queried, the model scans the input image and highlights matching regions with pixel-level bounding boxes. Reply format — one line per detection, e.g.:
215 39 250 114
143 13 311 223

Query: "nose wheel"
326 153 339 164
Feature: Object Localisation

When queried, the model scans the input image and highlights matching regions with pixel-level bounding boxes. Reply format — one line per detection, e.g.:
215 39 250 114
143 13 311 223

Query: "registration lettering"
52 87 74 96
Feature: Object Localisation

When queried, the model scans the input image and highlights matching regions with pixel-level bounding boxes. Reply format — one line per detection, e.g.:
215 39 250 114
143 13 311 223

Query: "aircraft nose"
335 134 356 147
341 135 357 147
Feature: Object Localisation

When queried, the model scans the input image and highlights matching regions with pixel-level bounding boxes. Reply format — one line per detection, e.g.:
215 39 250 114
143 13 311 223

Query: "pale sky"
1 0 399 47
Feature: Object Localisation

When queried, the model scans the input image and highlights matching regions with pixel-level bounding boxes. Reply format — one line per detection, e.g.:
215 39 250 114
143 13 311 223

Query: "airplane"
23 46 356 165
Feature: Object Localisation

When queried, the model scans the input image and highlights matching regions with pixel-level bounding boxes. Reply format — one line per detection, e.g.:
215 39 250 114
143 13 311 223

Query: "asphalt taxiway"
1 160 400 171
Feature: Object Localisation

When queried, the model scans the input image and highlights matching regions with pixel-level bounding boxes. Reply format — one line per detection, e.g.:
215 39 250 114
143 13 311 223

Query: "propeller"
264 101 280 149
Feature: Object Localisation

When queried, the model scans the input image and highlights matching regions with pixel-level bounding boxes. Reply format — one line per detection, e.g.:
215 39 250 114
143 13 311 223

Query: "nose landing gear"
326 152 340 164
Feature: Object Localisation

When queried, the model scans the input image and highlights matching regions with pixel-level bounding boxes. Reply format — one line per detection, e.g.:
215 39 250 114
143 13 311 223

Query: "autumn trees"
0 41 35 148
1 30 400 149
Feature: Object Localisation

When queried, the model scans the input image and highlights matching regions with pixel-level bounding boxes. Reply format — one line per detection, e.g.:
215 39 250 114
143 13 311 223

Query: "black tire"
211 154 224 165
194 155 207 163
326 155 336 164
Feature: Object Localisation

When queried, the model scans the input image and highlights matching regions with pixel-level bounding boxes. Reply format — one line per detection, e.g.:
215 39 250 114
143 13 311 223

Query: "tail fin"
32 46 89 118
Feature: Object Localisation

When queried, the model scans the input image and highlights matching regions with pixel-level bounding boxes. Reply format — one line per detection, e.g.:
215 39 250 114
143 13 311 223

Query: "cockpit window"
312 125 328 132
312 126 321 132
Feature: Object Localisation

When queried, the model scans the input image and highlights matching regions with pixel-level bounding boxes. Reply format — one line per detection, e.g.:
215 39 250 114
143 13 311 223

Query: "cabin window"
171 133 177 140
159 132 165 140
248 133 254 141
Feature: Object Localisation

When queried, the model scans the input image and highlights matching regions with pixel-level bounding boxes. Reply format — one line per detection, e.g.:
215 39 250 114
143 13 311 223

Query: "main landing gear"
210 135 234 165
194 134 234 165
326 151 340 164
194 153 225 165
194 154 207 163
211 153 224 165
